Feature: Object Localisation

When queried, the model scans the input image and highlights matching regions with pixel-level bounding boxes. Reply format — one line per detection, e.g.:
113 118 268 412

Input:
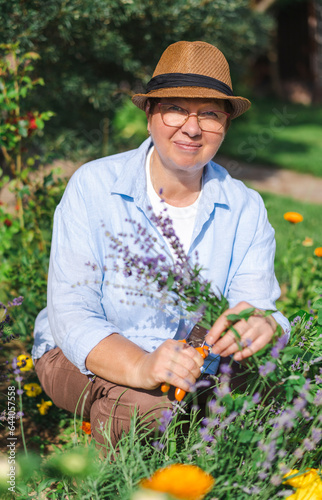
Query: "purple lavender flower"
219 363 232 374
252 392 261 404
152 440 165 450
293 448 304 459
259 361 276 377
314 389 322 406
158 409 173 432
270 475 282 486
199 427 215 443
7 296 24 308
270 346 280 359
293 397 307 412
303 438 315 451
291 316 301 327
312 428 322 444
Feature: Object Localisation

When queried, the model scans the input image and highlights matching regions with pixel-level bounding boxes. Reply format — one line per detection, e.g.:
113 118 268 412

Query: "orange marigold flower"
140 464 215 500
284 212 303 224
283 469 322 499
314 247 322 257
302 237 313 247
81 421 91 435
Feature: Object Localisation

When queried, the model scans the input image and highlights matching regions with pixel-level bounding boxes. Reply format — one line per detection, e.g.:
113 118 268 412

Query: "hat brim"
132 87 251 119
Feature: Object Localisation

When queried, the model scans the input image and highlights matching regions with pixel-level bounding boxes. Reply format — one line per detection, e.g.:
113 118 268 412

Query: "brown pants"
34 347 176 449
35 348 251 449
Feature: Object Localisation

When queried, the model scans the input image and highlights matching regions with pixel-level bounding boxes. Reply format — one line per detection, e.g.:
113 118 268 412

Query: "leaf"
238 429 254 443
237 307 256 319
222 393 234 412
226 313 241 322
318 309 322 326
281 347 304 364
285 385 295 403
288 310 309 323
313 298 322 309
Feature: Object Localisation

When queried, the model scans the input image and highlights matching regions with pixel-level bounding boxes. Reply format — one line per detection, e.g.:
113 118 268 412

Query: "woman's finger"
233 328 275 361
209 320 248 355
205 301 253 346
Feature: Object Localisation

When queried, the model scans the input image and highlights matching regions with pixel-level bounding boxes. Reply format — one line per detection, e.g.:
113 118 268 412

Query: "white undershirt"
146 147 202 256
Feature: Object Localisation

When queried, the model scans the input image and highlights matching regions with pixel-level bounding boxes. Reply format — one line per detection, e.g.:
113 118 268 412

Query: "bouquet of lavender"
106 207 229 333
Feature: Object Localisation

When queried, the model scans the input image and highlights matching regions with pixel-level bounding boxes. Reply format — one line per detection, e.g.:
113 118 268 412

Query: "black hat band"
146 73 234 97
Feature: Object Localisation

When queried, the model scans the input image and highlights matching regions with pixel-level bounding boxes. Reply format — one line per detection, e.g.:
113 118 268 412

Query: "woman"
32 41 290 448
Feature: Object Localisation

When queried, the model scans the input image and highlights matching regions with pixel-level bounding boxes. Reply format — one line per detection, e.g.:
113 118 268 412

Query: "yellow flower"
284 212 303 224
16 354 33 371
314 247 322 258
37 399 53 415
23 382 42 397
140 464 215 500
302 237 313 247
284 469 322 499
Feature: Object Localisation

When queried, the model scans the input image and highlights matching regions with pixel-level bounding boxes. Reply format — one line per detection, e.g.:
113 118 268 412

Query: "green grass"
261 191 321 268
259 190 322 315
220 97 322 176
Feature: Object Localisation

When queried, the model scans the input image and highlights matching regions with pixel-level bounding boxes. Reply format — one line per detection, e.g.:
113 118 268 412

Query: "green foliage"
8 300 322 498
0 0 274 138
0 43 54 175
0 170 67 345
260 191 322 315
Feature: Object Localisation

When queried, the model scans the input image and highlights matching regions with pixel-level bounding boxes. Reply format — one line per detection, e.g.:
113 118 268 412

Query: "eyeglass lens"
160 104 228 132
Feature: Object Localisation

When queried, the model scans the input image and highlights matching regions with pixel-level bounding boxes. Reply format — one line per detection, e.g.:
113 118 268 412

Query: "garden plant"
0 43 322 500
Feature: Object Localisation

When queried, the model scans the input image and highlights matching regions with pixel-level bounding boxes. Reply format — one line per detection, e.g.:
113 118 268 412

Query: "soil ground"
216 155 322 205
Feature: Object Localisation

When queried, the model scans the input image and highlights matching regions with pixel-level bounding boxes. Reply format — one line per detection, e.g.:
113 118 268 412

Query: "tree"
0 0 274 136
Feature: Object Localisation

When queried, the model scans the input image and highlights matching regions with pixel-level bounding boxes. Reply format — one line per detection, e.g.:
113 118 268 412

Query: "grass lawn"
260 191 322 268
220 97 322 177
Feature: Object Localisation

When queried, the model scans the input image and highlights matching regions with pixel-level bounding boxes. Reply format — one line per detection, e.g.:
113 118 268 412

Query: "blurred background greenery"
1 0 321 172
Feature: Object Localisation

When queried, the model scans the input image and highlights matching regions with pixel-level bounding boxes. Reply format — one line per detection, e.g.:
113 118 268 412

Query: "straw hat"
132 41 251 119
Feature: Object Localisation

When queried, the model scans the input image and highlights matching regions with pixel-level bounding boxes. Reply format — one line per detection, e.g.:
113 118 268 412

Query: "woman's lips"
174 141 202 151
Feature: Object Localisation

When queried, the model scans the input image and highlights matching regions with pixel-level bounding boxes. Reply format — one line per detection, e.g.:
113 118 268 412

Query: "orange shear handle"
161 341 209 402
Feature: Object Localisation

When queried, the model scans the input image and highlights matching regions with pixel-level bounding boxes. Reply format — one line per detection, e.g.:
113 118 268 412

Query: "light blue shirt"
32 138 290 375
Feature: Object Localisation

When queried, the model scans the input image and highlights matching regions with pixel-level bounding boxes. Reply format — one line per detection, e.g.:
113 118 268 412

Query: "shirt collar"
111 137 231 210
111 138 152 204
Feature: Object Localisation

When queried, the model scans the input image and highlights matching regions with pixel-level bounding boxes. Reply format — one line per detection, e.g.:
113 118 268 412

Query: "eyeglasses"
158 103 230 132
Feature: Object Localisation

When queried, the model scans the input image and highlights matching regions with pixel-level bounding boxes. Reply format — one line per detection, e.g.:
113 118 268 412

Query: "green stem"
17 378 28 456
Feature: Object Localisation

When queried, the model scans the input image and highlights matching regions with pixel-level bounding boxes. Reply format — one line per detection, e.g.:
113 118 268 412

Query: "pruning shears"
161 324 210 401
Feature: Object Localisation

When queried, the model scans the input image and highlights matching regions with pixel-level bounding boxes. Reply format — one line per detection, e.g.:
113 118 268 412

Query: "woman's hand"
134 339 204 392
205 301 278 362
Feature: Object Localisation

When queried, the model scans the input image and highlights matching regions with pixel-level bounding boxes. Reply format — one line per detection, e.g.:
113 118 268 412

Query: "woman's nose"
180 113 202 136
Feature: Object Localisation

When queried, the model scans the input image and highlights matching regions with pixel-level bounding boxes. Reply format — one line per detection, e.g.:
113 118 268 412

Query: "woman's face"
147 97 227 177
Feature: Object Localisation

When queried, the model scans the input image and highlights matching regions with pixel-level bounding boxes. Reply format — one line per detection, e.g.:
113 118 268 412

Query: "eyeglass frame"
157 102 231 132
